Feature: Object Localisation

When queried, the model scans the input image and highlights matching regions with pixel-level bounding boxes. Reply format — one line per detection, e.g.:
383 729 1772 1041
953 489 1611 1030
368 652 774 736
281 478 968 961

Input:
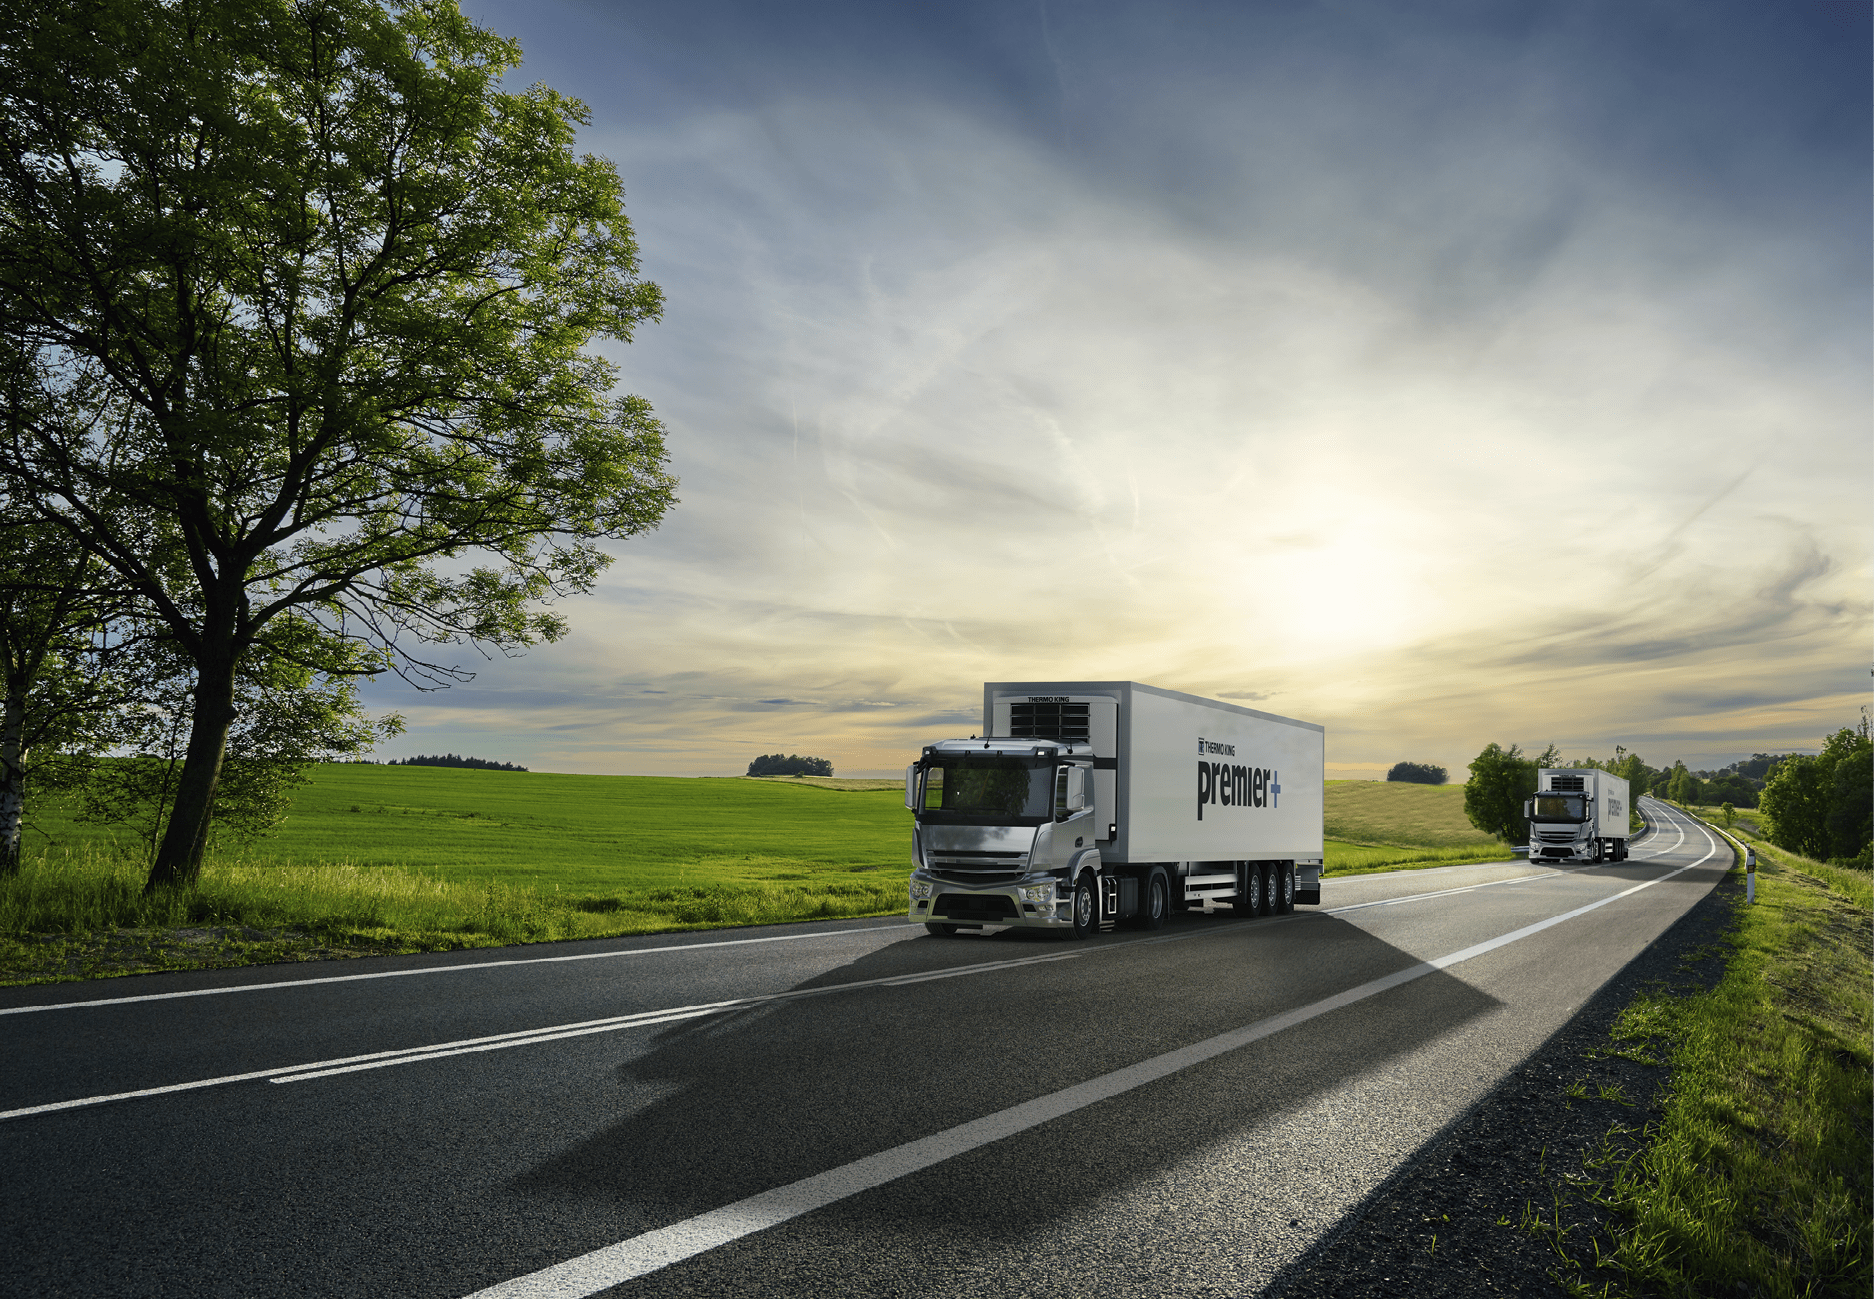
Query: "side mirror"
1523 799 1533 818
904 764 919 811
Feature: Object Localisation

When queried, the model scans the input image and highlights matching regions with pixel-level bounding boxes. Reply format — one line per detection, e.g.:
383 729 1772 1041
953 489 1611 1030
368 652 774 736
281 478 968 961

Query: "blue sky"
363 0 1871 779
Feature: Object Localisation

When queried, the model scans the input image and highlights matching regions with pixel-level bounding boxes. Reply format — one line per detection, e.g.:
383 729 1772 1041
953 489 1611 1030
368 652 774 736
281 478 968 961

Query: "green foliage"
1464 742 1541 844
1384 761 1447 785
0 0 675 886
68 632 400 864
1758 714 1872 865
1667 761 1698 806
747 753 835 777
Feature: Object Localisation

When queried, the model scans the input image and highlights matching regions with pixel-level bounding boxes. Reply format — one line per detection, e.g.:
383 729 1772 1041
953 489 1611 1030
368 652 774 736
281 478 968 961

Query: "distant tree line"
391 755 529 773
747 754 833 777
1386 761 1447 785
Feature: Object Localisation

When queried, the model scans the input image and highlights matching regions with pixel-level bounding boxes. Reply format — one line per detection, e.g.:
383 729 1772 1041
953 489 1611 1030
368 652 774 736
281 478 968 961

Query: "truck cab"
1525 769 1630 864
904 738 1103 936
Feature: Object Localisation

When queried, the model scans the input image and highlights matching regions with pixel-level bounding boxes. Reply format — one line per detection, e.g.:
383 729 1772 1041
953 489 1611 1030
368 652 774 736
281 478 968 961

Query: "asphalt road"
0 797 1729 1298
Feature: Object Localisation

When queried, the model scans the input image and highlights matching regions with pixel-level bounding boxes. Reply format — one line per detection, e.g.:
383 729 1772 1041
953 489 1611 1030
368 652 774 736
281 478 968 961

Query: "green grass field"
26 766 911 892
1324 780 1500 849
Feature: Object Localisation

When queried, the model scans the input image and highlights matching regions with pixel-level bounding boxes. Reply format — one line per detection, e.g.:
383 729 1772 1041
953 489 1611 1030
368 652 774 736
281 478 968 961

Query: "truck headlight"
909 878 934 900
1018 882 1055 906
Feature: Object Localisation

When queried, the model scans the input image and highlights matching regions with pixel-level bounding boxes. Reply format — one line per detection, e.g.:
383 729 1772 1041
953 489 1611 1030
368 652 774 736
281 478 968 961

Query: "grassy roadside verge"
1323 839 1514 876
1545 819 1871 1297
0 849 907 987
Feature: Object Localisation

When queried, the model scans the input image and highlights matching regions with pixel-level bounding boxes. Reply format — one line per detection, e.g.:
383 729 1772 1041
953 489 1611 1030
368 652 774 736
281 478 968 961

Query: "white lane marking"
0 924 913 1017
1326 873 1549 914
0 949 1087 1121
464 837 1723 1299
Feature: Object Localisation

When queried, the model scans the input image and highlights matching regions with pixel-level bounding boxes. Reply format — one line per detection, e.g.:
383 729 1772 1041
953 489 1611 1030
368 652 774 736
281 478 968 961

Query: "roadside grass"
1544 823 1872 1297
1323 840 1512 876
4 766 915 985
0 844 908 986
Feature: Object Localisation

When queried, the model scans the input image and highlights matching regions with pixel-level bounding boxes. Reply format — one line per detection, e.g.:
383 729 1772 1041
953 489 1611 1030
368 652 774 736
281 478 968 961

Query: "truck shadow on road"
507 909 1506 1270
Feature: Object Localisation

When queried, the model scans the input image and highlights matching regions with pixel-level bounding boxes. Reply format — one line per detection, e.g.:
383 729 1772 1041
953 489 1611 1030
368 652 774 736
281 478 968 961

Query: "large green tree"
0 0 676 888
1760 718 1872 864
1464 741 1540 844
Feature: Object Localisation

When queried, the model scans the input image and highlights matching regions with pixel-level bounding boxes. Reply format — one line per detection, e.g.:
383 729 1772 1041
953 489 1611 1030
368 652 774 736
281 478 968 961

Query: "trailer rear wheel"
1279 862 1295 914
1233 865 1262 917
924 923 961 937
1071 876 1099 940
1134 869 1168 930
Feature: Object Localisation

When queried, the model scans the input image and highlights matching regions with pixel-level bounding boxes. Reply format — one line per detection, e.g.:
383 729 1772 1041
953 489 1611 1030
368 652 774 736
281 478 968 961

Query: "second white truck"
904 680 1325 937
1524 768 1631 864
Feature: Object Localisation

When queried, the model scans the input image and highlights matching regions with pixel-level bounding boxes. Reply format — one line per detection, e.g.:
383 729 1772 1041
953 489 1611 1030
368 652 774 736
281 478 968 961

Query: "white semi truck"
1524 768 1631 864
904 681 1325 938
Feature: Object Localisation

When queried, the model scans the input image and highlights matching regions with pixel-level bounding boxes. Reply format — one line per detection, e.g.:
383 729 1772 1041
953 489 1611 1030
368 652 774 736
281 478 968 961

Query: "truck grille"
933 893 1018 920
1009 701 1090 743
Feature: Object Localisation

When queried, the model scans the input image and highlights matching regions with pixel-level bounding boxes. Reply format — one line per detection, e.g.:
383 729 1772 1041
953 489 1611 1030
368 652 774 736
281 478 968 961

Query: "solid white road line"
463 835 1722 1298
0 924 915 1017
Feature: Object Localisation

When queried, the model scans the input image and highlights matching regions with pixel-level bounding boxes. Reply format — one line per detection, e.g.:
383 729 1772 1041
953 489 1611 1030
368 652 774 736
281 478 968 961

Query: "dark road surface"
0 798 1728 1297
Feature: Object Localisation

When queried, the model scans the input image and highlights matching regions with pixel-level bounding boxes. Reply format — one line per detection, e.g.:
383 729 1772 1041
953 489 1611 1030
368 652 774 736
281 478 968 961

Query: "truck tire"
1133 869 1169 930
1233 865 1262 917
924 923 960 937
1071 875 1099 940
1279 862 1295 914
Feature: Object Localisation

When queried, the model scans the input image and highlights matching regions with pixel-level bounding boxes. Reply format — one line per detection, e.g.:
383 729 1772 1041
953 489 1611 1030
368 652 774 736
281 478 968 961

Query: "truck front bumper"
906 873 1074 929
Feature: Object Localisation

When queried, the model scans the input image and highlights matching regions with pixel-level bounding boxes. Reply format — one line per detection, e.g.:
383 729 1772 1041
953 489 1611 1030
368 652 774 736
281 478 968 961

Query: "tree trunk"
144 646 239 891
0 682 24 878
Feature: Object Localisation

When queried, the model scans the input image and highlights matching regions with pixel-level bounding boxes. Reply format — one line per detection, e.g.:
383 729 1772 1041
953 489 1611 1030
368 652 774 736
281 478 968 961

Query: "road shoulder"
1266 856 1739 1299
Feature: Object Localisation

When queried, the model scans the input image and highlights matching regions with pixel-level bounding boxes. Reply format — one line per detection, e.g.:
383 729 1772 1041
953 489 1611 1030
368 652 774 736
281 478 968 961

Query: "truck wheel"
1233 866 1261 917
1279 863 1295 914
1134 869 1168 930
924 923 960 937
1071 876 1099 940
1591 839 1605 864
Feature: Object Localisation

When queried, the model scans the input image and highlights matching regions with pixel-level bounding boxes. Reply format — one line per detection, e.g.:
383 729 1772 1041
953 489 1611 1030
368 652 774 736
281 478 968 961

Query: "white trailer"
904 681 1325 938
1524 768 1631 864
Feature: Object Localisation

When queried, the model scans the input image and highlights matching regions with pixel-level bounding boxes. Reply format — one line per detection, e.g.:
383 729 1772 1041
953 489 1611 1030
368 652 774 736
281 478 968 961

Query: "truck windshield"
921 757 1051 822
1533 794 1587 821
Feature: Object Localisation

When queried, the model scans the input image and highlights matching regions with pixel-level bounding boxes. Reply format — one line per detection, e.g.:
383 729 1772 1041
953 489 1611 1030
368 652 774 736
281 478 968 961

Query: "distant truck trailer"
1525 768 1631 864
903 681 1326 938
